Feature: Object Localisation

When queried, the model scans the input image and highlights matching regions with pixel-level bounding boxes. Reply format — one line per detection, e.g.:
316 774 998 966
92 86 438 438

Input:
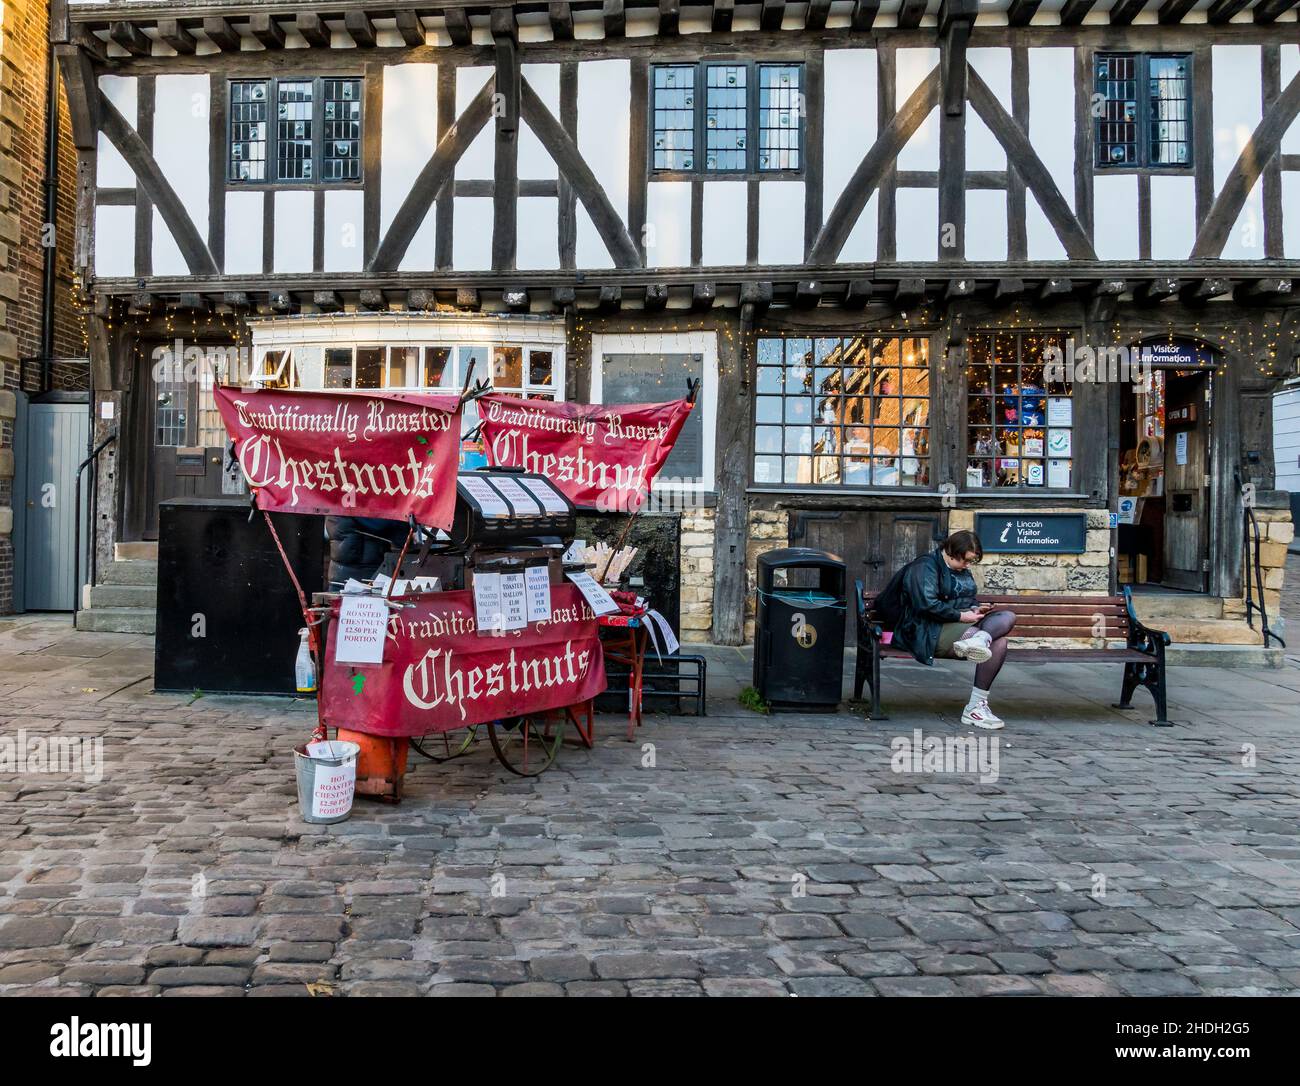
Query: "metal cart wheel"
486 713 564 777
410 726 479 764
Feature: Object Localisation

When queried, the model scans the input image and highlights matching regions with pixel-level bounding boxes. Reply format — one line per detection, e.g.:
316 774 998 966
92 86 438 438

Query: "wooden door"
1162 372 1209 592
788 510 947 637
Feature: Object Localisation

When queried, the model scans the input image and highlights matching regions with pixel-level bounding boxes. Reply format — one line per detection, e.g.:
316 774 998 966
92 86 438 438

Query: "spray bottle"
295 628 317 694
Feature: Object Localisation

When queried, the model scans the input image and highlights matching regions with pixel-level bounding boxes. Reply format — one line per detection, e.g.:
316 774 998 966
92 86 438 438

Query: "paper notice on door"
525 565 552 623
565 571 621 616
500 572 528 630
520 477 569 515
489 476 542 517
1175 430 1188 466
335 595 389 664
1047 397 1072 426
461 476 511 518
1047 459 1071 489
473 571 505 635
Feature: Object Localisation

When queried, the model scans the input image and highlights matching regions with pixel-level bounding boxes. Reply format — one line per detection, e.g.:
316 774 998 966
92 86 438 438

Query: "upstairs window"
651 61 803 176
229 77 362 184
1095 53 1191 169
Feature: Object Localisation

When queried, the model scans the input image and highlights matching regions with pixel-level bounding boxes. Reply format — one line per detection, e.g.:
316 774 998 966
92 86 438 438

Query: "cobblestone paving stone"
2 614 1300 997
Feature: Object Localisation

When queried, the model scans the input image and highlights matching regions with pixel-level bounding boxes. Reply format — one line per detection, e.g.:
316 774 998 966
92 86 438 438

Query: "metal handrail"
72 430 117 622
1243 501 1285 649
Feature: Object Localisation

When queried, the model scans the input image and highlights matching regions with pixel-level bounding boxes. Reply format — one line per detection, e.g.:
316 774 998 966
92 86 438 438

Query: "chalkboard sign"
601 353 702 482
975 513 1087 554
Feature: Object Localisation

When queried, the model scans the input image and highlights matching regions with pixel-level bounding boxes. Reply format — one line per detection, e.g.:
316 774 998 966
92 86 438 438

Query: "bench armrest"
854 579 883 643
1122 584 1171 652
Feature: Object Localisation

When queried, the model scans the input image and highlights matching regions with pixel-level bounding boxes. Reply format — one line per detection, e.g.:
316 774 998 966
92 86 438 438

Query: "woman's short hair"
943 530 983 563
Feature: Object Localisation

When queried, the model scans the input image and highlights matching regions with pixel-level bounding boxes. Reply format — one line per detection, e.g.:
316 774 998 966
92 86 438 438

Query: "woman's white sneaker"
961 701 1004 729
952 630 993 663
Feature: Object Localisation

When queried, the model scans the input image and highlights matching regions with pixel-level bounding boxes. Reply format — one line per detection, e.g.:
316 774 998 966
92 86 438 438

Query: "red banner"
479 393 693 511
215 386 462 528
319 584 607 737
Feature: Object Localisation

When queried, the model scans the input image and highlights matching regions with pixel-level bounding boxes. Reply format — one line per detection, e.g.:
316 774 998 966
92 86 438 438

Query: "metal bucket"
293 740 361 824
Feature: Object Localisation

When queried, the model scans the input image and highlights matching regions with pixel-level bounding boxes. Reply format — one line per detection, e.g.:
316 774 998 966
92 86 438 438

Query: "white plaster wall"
224 191 264 275
895 188 937 262
823 48 877 211
324 190 365 272
1284 45 1300 157
520 63 560 179
646 181 691 268
838 193 878 264
1028 48 1075 211
152 74 210 276
758 181 804 265
94 206 135 277
453 196 493 270
1093 174 1139 260
965 189 1007 262
1213 45 1264 261
381 63 438 270
97 75 137 188
1026 193 1067 261
516 196 560 270
576 59 630 268
273 190 314 272
896 48 940 172
1284 174 1300 260
967 48 1009 172
456 66 495 181
1150 174 1196 261
701 181 747 266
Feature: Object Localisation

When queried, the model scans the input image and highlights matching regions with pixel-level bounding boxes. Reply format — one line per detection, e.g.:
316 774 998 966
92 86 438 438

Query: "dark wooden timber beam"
760 0 785 31
491 10 518 134
1108 0 1149 24
895 278 927 305
994 278 1025 303
56 45 99 150
604 0 626 37
202 17 241 52
1206 0 1251 21
691 282 717 310
1236 278 1293 303
659 0 681 35
456 287 481 310
739 281 773 310
850 0 880 28
249 14 285 50
269 290 295 314
109 21 151 57
408 288 436 311
296 13 331 48
1254 0 1300 21
396 12 426 46
551 285 576 310
221 292 251 312
156 19 196 54
548 2 574 39
169 293 209 315
1038 277 1073 302
713 0 735 31
795 281 822 308
939 0 977 117
313 290 343 313
128 292 156 315
1157 0 1198 22
897 0 929 29
1090 279 1128 297
805 0 832 30
644 284 669 311
359 289 388 311
843 280 873 308
503 288 530 313
945 277 976 301
1182 278 1233 302
344 11 377 48
1006 0 1042 25
1059 0 1098 24
598 285 624 313
444 9 472 46
1134 277 1181 304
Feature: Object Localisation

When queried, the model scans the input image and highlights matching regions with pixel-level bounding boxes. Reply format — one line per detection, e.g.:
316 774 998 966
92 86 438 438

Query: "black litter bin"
753 548 847 712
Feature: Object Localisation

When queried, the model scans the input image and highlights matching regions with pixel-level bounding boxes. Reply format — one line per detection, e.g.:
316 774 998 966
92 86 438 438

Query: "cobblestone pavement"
3 613 1300 997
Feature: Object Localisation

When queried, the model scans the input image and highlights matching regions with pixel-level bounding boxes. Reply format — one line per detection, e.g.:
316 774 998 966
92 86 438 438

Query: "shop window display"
754 335 931 488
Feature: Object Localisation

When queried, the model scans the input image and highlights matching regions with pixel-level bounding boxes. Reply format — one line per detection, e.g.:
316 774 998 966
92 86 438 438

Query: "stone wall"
743 509 788 643
947 508 1112 596
1223 506 1292 623
679 506 715 643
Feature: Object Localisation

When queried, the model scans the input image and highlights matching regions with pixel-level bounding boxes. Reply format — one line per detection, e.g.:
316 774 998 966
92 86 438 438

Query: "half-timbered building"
57 0 1298 658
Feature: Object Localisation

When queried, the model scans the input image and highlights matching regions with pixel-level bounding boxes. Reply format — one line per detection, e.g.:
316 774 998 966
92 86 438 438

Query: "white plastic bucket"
293 740 360 824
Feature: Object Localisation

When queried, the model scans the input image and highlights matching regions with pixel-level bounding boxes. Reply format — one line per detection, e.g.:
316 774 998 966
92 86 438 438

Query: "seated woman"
873 530 1017 730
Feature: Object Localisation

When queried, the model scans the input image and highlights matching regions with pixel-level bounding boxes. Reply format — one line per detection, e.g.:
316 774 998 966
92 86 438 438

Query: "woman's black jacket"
874 548 979 665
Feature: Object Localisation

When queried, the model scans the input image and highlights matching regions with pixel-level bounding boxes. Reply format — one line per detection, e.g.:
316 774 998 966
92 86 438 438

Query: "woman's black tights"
958 609 1017 690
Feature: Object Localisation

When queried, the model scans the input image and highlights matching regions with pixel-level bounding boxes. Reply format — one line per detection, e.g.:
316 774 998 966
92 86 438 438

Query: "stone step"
1129 592 1223 621
1159 618 1267 646
114 541 158 562
74 607 155 635
101 559 158 586
1166 644 1284 669
90 583 156 609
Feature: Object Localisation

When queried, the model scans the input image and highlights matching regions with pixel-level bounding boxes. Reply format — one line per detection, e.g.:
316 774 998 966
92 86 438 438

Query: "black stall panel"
154 497 326 695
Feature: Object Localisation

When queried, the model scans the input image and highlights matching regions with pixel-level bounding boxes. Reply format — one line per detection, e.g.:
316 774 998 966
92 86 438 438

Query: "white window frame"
589 331 717 495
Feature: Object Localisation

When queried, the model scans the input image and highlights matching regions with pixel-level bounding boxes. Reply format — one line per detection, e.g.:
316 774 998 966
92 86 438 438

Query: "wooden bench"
853 583 1173 727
